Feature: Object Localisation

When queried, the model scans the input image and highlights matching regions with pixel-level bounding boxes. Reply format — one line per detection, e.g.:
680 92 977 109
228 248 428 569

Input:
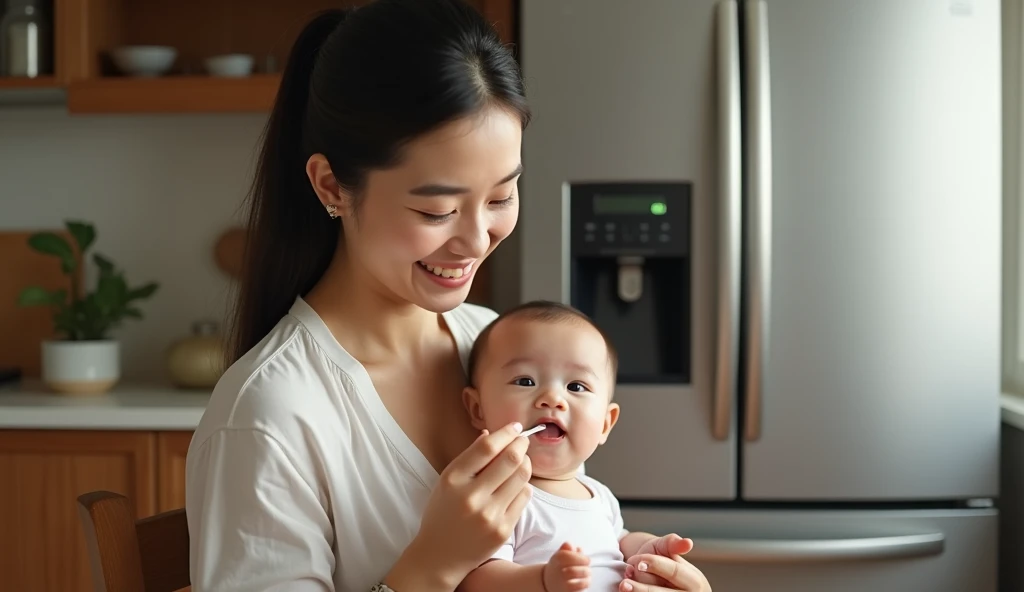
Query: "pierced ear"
462 386 487 430
305 153 349 217
598 402 620 445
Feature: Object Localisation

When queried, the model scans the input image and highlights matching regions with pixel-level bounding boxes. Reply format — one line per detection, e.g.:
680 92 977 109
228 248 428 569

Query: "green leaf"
95 273 125 311
128 283 159 300
18 286 64 307
93 253 115 274
27 232 76 274
122 307 143 319
66 221 96 254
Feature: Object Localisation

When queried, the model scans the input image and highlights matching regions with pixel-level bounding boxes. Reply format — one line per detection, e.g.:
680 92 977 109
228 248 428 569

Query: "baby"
459 300 686 592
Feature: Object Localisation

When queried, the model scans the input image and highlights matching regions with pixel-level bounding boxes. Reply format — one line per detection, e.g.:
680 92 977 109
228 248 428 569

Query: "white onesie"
491 473 629 591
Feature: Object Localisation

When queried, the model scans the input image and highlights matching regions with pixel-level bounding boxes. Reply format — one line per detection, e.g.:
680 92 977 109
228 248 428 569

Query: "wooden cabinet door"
0 430 156 592
158 431 193 513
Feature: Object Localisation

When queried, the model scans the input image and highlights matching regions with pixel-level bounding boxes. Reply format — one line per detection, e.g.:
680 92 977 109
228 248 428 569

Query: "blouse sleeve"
187 427 335 591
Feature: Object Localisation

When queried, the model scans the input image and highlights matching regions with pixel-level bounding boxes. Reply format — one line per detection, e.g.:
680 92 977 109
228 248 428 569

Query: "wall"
0 106 267 382
1005 2 1024 590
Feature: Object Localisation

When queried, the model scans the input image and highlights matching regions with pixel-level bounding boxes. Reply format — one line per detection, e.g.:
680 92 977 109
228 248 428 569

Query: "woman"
185 1 711 591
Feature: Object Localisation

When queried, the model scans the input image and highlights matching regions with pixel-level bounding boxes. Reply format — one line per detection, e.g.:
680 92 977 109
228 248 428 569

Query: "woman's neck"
304 251 441 363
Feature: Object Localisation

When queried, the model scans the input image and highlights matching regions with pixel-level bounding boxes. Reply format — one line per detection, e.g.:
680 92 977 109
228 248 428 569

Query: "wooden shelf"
0 76 60 89
66 74 281 114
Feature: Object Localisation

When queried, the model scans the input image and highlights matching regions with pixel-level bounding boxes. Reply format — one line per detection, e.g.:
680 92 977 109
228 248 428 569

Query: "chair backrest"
77 491 191 592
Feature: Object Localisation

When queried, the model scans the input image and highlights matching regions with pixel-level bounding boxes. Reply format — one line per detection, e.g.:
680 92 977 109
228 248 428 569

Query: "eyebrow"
501 357 598 381
409 163 523 197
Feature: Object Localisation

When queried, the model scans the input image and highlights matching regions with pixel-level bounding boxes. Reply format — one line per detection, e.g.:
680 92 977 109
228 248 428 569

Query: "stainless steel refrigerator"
515 1 1002 590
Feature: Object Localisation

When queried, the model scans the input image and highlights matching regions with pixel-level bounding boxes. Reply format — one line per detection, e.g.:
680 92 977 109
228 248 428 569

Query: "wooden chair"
77 490 191 592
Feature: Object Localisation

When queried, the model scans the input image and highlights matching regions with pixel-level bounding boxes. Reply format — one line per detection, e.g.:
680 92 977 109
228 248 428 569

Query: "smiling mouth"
417 261 473 279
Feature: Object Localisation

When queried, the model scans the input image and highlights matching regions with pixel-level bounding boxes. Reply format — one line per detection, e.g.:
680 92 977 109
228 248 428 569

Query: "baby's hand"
542 542 591 592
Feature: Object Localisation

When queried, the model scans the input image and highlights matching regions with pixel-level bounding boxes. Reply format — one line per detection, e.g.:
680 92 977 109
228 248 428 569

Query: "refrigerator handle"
688 532 945 563
712 0 741 442
743 0 773 442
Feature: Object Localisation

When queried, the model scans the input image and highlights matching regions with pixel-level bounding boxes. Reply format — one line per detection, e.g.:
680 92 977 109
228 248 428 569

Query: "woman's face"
319 106 523 313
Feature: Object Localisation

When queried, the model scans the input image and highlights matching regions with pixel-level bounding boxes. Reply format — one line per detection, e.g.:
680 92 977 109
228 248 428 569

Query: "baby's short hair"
467 300 619 387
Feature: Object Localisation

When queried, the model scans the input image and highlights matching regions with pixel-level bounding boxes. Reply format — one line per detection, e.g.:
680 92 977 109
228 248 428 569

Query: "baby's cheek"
481 398 527 431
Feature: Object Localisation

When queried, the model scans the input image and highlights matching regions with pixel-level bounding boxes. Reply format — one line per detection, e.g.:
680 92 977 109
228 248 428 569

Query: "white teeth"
421 262 470 279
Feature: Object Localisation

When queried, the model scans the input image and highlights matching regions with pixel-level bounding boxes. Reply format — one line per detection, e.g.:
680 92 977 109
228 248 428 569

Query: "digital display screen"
593 194 668 216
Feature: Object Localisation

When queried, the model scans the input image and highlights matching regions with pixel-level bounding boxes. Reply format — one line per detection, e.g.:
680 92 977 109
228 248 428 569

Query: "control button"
584 222 597 232
584 233 595 242
659 233 671 243
605 222 616 231
660 222 671 232
605 233 616 242
639 233 649 243
639 222 649 232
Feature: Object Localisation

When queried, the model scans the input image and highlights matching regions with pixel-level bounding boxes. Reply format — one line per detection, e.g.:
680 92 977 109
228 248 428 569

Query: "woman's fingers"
623 553 706 592
448 422 525 483
501 472 533 521
491 449 532 507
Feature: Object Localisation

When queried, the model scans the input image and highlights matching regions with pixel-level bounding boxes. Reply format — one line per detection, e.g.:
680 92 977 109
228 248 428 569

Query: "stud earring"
325 204 339 219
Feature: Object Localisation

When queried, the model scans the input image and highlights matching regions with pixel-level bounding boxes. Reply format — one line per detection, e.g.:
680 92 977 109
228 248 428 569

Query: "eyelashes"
417 192 517 224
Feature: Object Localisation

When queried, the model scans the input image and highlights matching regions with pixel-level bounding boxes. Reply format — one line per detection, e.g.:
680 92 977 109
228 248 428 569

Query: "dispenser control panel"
568 182 690 256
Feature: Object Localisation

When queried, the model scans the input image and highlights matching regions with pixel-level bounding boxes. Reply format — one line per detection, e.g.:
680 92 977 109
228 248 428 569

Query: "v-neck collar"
288 296 474 490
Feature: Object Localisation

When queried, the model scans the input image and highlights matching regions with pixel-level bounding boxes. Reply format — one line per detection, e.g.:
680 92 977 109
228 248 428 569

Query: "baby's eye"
567 382 589 393
513 377 535 387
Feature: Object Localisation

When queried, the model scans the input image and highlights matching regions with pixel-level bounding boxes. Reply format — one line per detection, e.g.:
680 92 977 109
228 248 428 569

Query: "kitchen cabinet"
0 0 516 114
0 429 194 592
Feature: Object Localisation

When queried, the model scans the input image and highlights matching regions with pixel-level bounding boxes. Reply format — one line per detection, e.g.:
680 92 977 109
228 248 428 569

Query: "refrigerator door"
741 0 1001 500
519 0 738 499
621 507 997 592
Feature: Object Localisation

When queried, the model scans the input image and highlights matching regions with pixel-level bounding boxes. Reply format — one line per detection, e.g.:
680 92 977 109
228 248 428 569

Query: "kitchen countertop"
2 379 1022 432
0 380 210 430
1004 392 1024 432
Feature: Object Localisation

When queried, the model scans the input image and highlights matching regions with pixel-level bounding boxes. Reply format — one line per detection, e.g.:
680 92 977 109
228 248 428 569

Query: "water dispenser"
565 182 691 383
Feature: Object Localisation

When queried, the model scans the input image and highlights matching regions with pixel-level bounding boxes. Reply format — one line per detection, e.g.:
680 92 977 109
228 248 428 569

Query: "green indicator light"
650 202 667 215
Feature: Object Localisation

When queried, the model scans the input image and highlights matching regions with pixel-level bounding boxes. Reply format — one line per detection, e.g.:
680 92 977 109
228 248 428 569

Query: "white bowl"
111 46 177 77
204 54 254 78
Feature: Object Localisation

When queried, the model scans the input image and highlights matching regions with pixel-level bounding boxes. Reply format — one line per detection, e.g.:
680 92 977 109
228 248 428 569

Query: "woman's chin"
411 281 474 313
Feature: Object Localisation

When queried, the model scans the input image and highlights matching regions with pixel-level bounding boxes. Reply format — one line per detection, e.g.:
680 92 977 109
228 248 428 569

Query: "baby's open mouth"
523 422 566 440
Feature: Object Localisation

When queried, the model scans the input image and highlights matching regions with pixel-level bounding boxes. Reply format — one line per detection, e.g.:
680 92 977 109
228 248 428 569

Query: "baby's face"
464 317 620 480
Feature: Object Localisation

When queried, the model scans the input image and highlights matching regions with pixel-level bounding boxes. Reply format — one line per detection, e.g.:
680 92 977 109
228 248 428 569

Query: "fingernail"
511 422 523 433
622 582 633 592
638 561 648 572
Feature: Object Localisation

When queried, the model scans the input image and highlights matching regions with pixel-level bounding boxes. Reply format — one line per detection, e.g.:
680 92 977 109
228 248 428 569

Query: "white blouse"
186 296 498 591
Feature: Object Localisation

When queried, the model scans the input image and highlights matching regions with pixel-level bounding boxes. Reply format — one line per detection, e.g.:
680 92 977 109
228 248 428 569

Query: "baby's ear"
462 386 487 430
598 402 620 445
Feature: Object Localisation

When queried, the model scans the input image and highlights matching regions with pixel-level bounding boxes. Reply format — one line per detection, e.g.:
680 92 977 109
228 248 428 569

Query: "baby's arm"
459 559 545 592
460 544 591 592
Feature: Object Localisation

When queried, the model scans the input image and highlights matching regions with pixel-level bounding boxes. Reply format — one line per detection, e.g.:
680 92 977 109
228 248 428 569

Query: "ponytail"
227 0 529 365
229 9 349 364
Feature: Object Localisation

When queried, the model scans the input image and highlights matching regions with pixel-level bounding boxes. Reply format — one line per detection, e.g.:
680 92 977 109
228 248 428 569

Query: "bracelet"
370 584 395 592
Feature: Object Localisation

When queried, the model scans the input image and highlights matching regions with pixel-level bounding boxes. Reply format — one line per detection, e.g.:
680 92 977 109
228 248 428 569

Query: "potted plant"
17 220 159 394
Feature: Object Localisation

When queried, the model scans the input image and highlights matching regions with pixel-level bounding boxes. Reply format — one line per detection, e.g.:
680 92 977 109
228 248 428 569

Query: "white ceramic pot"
42 340 120 395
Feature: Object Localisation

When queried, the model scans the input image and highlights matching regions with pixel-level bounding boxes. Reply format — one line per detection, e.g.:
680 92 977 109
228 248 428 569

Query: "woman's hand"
620 534 711 592
390 422 533 591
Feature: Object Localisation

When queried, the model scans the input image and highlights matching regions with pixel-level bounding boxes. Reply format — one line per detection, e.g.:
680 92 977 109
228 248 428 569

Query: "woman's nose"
451 212 490 258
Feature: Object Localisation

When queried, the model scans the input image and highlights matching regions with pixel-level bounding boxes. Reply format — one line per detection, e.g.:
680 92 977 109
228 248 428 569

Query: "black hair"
229 0 530 362
466 300 620 387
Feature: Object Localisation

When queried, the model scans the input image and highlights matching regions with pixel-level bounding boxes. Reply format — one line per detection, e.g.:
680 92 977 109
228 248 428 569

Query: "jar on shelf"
165 320 226 389
0 0 52 78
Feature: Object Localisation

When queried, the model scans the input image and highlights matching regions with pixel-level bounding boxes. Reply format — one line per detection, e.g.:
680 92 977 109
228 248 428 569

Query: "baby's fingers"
560 565 590 581
554 549 591 566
